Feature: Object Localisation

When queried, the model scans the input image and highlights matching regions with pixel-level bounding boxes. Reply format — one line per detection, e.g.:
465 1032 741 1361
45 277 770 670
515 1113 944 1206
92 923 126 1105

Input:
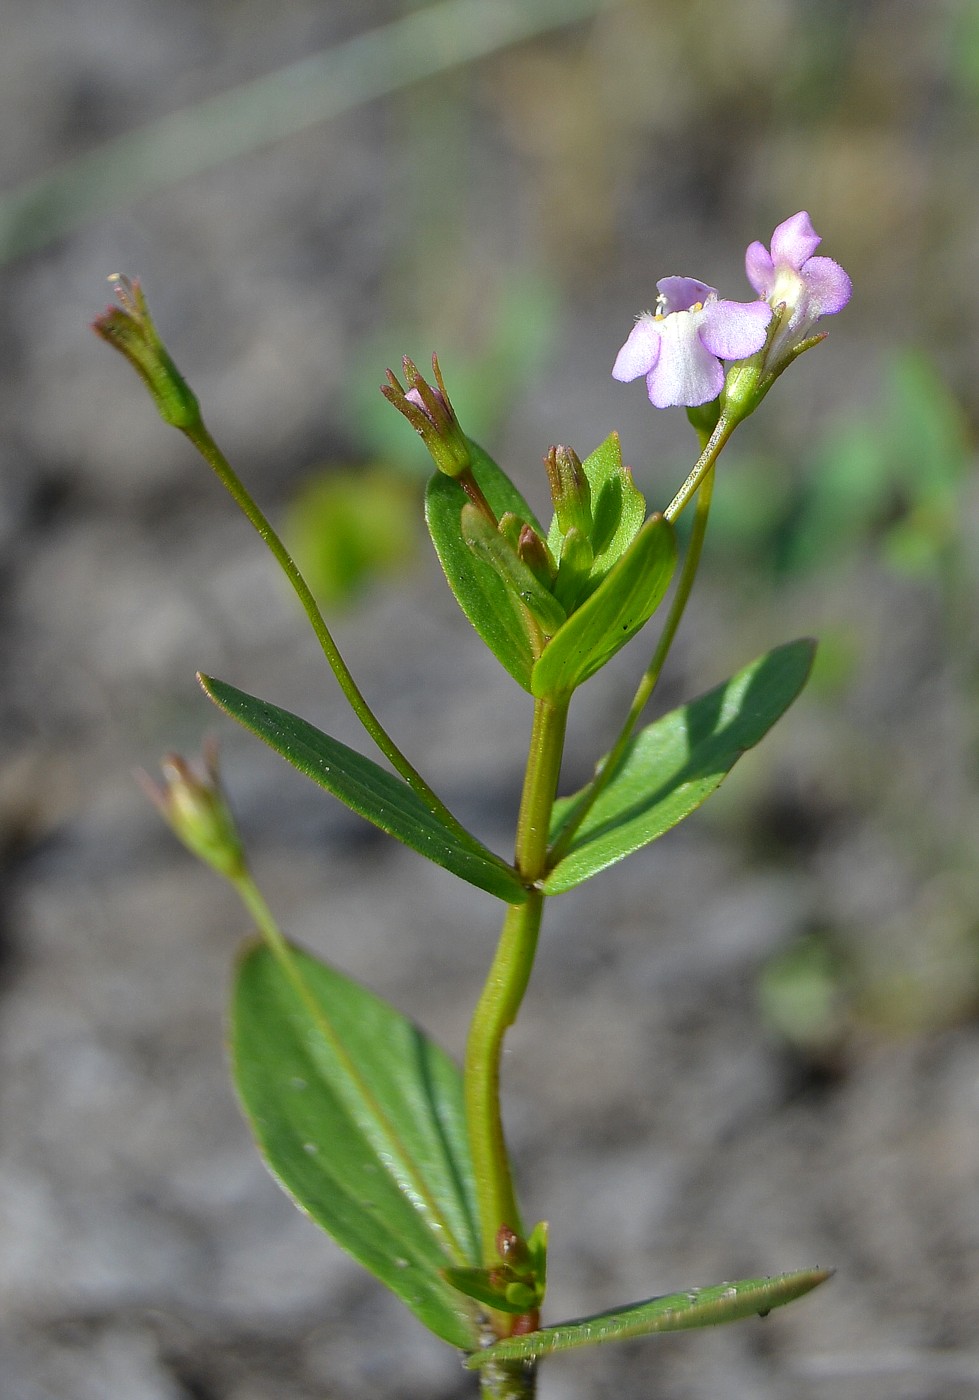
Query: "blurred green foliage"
708 350 972 586
285 465 419 607
758 930 851 1063
347 271 560 475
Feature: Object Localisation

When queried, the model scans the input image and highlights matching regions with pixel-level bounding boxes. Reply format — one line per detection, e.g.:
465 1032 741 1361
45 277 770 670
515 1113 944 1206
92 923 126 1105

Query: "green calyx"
92 275 201 430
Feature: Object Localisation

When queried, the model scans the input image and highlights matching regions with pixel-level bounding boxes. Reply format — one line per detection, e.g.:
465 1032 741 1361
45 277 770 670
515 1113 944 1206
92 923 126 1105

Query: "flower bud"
517 522 556 586
92 276 201 430
381 353 471 478
496 1225 528 1267
545 445 592 538
462 504 567 641
138 741 246 881
498 512 554 585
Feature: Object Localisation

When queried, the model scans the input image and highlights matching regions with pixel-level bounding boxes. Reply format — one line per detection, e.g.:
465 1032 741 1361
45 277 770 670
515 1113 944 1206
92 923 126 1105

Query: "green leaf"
464 1268 833 1367
443 1267 531 1315
426 441 546 690
531 514 676 701
545 639 816 894
233 939 482 1350
200 674 527 904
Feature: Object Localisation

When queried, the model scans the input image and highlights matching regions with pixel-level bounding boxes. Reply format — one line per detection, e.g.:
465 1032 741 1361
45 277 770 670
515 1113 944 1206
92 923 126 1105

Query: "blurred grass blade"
0 0 624 263
200 673 527 903
465 1268 833 1367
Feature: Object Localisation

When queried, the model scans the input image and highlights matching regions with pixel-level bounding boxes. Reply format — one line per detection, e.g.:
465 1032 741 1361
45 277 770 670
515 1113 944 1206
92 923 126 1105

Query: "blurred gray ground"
2 2 979 1397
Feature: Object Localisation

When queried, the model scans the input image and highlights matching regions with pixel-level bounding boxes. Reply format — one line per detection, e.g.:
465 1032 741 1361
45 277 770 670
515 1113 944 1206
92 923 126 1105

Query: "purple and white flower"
612 277 772 409
745 210 851 362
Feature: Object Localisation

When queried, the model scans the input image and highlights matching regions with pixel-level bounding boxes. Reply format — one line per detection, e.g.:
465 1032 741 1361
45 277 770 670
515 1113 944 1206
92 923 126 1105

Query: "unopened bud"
381 353 471 478
517 523 555 586
461 504 567 640
92 276 201 430
545 445 592 538
138 741 246 881
496 1225 528 1266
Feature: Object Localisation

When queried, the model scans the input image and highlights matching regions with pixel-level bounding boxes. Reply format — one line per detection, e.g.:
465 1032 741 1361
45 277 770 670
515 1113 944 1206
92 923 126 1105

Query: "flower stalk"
94 280 475 849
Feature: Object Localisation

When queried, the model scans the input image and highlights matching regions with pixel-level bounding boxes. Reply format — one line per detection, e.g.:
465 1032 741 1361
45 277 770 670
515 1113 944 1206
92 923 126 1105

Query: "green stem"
478 1358 537 1400
183 419 476 846
465 696 568 1262
465 893 543 1251
549 465 716 869
233 868 291 958
515 697 570 883
663 410 734 522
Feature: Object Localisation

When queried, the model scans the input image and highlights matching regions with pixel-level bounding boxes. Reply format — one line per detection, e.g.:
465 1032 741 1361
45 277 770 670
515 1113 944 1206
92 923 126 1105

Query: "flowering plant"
95 211 849 1398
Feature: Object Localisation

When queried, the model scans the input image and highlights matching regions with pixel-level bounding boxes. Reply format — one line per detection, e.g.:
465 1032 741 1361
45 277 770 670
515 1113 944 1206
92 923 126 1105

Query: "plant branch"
184 420 477 846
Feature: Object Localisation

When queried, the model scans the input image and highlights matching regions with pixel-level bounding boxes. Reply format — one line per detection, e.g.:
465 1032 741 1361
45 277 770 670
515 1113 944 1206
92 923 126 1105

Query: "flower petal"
699 298 772 360
744 240 775 297
769 211 821 269
646 313 724 408
797 255 852 318
656 276 717 313
612 315 662 382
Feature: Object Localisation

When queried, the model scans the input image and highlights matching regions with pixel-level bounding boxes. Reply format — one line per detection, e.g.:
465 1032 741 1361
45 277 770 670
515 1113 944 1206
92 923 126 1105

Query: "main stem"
465 695 569 1399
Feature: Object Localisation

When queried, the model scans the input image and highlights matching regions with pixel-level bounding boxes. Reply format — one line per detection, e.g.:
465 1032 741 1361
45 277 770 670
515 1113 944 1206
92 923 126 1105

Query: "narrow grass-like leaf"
465 1268 833 1367
201 674 527 904
531 514 676 700
426 442 546 689
233 939 483 1349
545 638 816 893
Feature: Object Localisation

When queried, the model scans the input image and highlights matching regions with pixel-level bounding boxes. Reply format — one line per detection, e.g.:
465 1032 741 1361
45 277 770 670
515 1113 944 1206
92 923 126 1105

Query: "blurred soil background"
2 1 979 1397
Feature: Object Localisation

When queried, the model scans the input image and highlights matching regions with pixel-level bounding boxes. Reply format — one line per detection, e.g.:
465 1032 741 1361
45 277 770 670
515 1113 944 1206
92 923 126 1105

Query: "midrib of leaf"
263 937 476 1267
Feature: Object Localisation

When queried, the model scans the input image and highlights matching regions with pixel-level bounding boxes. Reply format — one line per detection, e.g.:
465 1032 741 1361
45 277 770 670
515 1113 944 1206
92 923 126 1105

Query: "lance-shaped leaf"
465 1268 833 1367
426 442 547 690
545 639 816 894
200 675 527 904
531 514 676 701
233 940 482 1349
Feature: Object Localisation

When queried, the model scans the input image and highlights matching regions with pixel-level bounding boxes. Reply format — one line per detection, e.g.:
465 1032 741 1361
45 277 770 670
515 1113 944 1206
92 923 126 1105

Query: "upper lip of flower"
745 210 851 328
